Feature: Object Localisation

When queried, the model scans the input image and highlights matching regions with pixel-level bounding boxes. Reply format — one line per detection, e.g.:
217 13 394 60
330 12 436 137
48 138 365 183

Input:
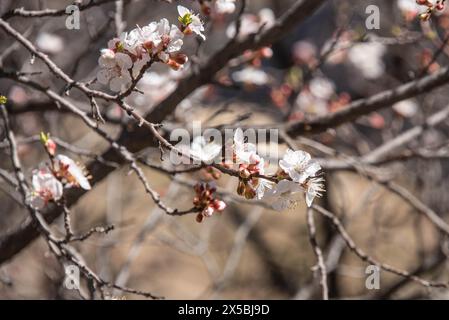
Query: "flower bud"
172 53 188 65
237 180 245 196
45 139 57 156
167 59 182 70
212 199 226 211
420 13 430 20
196 213 204 223
239 168 251 179
244 186 256 200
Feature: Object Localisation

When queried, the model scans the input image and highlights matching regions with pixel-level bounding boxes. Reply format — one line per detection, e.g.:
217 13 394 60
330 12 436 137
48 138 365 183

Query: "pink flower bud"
213 199 226 211
45 139 57 156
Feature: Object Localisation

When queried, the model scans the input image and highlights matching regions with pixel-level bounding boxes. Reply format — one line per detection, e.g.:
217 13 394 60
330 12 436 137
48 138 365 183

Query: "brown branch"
2 0 117 20
306 208 329 300
0 0 327 265
285 66 449 136
313 204 449 289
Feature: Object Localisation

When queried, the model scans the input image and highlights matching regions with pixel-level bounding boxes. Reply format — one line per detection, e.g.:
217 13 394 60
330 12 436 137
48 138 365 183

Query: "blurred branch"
2 0 117 20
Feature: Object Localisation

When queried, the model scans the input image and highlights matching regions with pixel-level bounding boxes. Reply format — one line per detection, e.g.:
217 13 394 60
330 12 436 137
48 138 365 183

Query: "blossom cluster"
193 182 226 222
28 133 91 210
231 129 324 211
97 6 205 91
188 129 325 216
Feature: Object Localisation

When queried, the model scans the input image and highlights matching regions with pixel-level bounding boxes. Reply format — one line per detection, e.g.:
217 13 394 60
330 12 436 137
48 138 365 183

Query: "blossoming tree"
0 0 449 300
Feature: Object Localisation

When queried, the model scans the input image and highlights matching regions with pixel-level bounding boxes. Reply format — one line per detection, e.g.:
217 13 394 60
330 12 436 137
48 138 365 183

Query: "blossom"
348 40 386 79
154 18 187 69
97 49 133 92
109 29 144 56
215 0 236 14
279 149 321 184
98 17 189 89
190 136 222 163
156 19 184 56
53 155 91 190
392 99 418 118
29 167 63 209
35 32 64 54
233 128 257 164
304 177 325 207
295 90 328 116
232 67 270 86
292 40 317 66
265 180 303 211
177 5 206 40
226 9 275 39
397 0 421 17
309 77 335 100
254 178 274 200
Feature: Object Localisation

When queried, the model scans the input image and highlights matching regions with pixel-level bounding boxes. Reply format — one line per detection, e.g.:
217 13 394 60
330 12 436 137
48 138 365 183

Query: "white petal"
97 69 111 84
30 195 46 210
158 18 170 35
305 161 321 177
116 53 133 70
272 198 288 211
234 128 244 145
177 5 190 17
158 52 169 63
306 191 315 207
109 77 124 92
167 39 183 53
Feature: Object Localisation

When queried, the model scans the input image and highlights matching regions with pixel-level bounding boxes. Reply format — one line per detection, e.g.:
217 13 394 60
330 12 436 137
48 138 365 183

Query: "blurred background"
1 0 449 299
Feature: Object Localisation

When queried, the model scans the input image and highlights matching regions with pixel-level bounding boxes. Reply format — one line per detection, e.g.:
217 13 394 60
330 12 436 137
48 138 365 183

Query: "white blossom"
226 8 274 39
29 167 63 209
393 99 418 118
156 18 185 62
177 5 206 40
279 149 321 184
309 77 335 100
232 67 269 86
36 32 64 54
54 155 91 190
233 128 257 164
296 91 328 116
254 178 274 200
135 22 160 52
190 136 222 162
265 180 303 211
258 8 275 29
397 0 420 16
97 49 133 92
215 0 236 14
348 41 386 79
